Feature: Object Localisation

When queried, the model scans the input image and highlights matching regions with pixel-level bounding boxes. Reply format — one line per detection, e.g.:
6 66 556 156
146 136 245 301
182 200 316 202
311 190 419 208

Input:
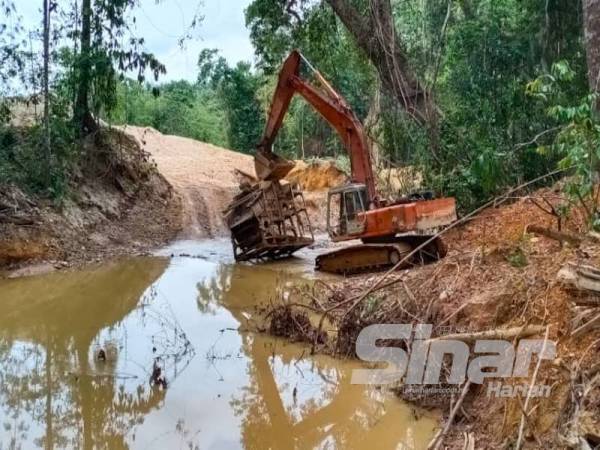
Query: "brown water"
0 240 438 449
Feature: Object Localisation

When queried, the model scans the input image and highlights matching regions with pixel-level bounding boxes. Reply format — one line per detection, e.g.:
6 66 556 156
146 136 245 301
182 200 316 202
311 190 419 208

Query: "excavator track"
315 236 447 275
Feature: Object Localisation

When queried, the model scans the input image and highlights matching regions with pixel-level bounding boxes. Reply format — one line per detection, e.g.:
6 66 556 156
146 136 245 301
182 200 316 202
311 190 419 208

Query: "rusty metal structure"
224 179 314 261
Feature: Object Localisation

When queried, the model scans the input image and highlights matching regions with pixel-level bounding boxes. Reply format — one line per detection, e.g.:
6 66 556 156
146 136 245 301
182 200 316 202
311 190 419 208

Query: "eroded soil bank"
123 125 346 236
0 127 181 277
8 125 599 448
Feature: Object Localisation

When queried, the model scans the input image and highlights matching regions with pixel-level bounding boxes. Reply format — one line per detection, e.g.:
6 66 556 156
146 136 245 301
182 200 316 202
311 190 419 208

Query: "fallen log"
586 362 600 378
515 326 550 450
571 296 600 307
572 311 600 338
0 213 35 226
558 264 600 294
572 308 598 330
427 325 546 343
525 224 583 246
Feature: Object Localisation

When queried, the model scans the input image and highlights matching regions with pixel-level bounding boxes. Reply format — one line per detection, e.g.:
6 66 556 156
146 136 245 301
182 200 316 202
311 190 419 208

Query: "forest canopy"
1 0 599 216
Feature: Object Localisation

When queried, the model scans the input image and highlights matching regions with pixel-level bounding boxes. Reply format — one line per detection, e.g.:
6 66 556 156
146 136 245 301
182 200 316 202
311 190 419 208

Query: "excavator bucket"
254 151 296 181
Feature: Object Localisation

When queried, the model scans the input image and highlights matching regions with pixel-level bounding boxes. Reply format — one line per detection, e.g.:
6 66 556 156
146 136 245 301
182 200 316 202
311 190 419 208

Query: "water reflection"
0 252 437 449
0 258 169 449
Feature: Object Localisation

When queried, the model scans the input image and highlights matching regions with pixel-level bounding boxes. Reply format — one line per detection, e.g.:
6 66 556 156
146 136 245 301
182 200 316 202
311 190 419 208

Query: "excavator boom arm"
258 51 377 204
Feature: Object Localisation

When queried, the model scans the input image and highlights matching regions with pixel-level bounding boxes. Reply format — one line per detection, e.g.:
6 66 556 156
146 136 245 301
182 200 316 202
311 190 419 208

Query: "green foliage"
244 0 588 211
0 97 76 197
109 79 229 147
218 62 265 153
1 0 594 212
506 246 528 268
0 0 170 198
69 0 166 123
110 51 267 153
527 61 600 229
412 0 587 209
246 0 376 159
0 0 25 87
198 48 228 88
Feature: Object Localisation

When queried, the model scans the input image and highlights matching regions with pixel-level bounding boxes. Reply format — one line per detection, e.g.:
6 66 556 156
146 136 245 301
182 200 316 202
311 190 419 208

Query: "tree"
0 0 24 90
73 0 92 131
219 62 265 153
583 0 600 96
72 0 167 133
198 48 228 88
247 0 430 124
324 0 431 124
245 1 377 159
42 0 52 185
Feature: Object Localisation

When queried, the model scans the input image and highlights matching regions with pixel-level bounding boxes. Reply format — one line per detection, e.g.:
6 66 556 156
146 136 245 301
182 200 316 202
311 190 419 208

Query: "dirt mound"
285 160 347 191
282 160 347 233
122 126 255 238
122 130 339 236
0 127 181 274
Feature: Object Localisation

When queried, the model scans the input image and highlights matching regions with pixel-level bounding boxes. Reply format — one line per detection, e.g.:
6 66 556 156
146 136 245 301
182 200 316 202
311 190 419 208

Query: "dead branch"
525 224 583 246
428 380 472 450
558 264 600 294
427 325 546 344
572 308 599 329
572 311 600 338
571 296 600 307
437 302 470 327
344 167 571 318
0 213 35 225
516 396 543 447
515 326 550 450
514 126 561 150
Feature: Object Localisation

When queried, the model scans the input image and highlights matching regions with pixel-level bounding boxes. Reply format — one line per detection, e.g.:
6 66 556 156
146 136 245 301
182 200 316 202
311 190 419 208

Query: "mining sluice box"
224 180 314 261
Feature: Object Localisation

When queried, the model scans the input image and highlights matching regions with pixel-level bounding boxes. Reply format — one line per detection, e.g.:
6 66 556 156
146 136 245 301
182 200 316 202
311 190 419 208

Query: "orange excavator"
253 50 457 274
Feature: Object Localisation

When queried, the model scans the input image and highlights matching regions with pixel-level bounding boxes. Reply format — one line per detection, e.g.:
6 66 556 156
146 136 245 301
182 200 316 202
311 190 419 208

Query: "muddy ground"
121 126 347 237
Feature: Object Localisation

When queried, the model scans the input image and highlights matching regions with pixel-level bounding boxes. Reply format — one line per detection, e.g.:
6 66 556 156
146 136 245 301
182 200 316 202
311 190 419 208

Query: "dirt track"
123 126 255 238
123 126 346 236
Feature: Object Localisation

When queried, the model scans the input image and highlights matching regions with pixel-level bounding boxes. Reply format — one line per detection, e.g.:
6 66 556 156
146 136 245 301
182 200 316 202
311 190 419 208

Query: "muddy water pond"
0 240 437 449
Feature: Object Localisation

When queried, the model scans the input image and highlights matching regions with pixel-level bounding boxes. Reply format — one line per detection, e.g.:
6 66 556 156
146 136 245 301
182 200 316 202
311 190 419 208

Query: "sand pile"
285 160 347 191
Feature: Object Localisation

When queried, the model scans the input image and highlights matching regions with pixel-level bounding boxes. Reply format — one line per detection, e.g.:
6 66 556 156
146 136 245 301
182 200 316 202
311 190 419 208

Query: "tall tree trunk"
74 0 95 133
583 0 600 94
42 0 51 185
324 0 433 125
364 84 382 169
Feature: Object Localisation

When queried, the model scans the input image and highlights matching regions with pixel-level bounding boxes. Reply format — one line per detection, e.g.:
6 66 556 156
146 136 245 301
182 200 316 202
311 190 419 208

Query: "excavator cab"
326 184 368 241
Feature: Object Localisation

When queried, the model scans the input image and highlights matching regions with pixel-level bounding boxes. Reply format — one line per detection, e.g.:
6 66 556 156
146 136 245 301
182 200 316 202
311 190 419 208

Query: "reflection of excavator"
254 51 457 274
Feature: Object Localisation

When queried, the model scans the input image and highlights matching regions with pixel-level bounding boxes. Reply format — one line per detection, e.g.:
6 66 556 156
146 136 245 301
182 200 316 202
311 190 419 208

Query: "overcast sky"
17 0 255 82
